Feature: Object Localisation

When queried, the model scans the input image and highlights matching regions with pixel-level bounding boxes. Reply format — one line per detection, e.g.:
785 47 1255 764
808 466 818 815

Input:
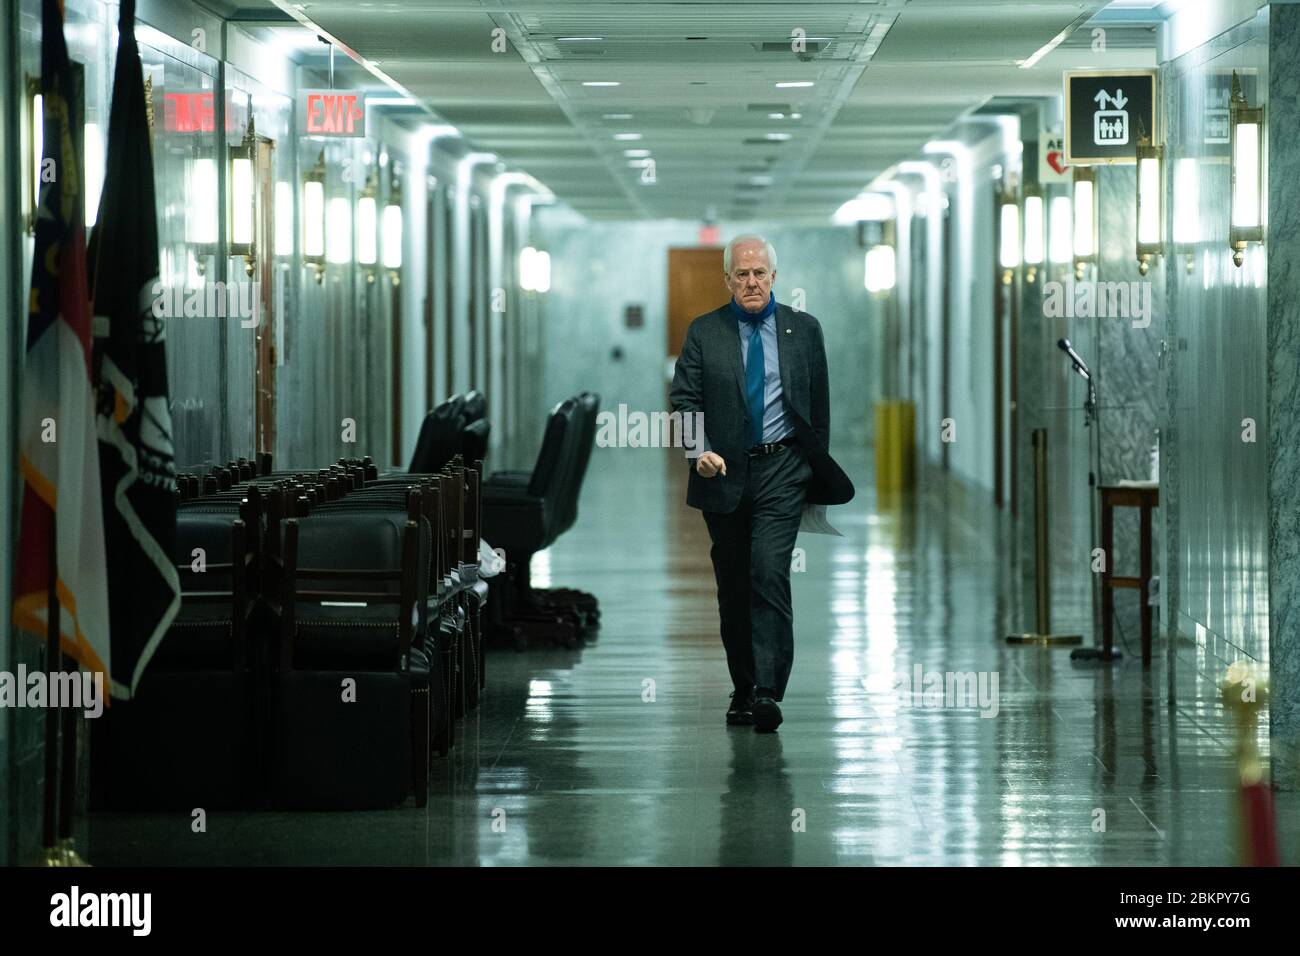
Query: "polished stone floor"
89 445 1299 865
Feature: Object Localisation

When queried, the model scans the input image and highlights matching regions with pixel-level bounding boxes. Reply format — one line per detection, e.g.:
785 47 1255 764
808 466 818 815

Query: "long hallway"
87 445 1293 866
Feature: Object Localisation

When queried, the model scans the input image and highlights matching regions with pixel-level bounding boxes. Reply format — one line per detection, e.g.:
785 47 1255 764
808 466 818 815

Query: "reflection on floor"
89 445 1299 865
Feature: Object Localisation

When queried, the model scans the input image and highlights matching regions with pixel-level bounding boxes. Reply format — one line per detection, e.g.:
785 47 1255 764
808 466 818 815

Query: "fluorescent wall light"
1228 70 1263 267
1072 167 1096 277
864 244 896 293
84 121 104 227
1136 139 1163 274
187 158 218 245
356 193 378 267
999 197 1021 281
1023 191 1045 283
381 201 402 272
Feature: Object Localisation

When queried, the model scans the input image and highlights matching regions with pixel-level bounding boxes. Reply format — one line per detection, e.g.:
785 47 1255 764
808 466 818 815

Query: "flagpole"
59 663 84 864
42 511 61 865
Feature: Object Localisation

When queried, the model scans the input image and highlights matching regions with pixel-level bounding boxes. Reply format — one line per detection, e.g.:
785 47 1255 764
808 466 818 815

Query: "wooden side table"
1099 484 1159 665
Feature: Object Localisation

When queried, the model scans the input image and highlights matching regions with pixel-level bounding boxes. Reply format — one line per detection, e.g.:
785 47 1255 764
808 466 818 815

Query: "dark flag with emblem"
11 0 113 680
88 0 180 699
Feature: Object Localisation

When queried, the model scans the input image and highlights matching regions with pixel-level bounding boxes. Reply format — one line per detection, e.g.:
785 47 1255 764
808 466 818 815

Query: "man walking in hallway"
669 234 853 733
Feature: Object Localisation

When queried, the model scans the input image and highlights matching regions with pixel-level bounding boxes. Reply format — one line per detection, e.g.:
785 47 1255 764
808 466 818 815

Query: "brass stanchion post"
1007 429 1082 645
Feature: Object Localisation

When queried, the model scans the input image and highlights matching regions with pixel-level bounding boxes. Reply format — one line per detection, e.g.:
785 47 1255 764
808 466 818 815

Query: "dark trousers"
702 444 811 702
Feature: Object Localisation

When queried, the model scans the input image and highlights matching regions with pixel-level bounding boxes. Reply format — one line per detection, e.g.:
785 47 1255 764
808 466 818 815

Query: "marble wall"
1264 2 1300 786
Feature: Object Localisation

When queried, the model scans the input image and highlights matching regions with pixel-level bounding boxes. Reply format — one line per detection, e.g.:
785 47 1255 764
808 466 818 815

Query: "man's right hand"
695 451 727 478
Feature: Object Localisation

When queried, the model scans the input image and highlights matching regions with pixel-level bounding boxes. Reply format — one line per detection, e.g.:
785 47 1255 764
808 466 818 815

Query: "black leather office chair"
481 398 588 647
92 508 258 811
407 395 465 474
270 511 432 809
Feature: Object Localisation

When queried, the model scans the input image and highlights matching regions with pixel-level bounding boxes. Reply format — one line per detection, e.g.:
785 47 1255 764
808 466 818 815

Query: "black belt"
747 435 797 457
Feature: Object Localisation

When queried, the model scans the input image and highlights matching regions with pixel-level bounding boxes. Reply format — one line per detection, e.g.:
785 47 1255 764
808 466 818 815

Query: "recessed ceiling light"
765 133 792 141
775 81 814 88
749 176 774 186
623 149 651 157
558 37 605 42
603 113 633 120
768 113 785 119
583 81 620 87
613 132 642 141
790 113 802 120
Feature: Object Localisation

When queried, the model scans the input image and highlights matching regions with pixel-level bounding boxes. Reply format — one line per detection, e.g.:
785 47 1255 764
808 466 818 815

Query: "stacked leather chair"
482 391 602 649
91 447 485 812
91 488 259 810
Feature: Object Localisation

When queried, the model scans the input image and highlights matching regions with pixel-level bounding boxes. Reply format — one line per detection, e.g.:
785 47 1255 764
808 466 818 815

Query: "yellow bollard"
873 400 915 495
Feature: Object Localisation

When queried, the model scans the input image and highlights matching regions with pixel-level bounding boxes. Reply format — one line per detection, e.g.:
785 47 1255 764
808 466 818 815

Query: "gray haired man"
669 235 853 732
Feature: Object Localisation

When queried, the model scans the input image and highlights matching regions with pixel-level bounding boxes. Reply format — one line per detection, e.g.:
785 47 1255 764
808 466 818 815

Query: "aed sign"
300 90 366 138
1064 70 1157 165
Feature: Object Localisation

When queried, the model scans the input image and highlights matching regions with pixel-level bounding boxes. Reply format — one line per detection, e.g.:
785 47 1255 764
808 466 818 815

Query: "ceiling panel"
266 0 1158 221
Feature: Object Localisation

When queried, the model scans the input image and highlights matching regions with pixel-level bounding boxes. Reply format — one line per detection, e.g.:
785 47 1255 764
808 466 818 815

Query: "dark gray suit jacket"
669 301 855 513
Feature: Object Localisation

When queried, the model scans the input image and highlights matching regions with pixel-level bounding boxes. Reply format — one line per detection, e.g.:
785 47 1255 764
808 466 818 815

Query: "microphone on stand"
1058 338 1091 381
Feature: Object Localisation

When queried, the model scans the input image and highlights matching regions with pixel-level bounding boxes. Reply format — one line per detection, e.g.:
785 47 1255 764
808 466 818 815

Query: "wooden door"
254 137 276 457
667 247 725 358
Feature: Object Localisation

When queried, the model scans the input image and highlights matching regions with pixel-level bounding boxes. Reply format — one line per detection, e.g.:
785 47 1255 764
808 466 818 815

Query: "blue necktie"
743 316 765 448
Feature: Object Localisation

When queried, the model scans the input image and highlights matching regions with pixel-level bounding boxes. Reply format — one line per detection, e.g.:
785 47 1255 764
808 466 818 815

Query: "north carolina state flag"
12 0 112 682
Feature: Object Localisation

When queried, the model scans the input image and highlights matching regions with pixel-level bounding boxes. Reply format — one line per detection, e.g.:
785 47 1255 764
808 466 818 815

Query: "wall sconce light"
998 192 1021 285
1022 187 1044 284
85 121 104 228
186 156 219 277
302 150 326 283
1072 166 1097 279
1172 157 1199 274
1228 70 1263 267
381 173 403 285
520 246 551 293
1135 126 1164 276
25 77 41 233
864 244 896 293
1048 194 1073 268
228 116 258 277
356 173 379 282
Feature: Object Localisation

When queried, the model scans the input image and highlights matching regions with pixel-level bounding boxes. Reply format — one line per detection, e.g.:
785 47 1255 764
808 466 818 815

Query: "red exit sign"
163 91 246 133
300 90 366 138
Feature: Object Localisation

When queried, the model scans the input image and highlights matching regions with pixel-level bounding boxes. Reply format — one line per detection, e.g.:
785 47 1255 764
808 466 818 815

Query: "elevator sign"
299 90 366 138
1064 70 1157 165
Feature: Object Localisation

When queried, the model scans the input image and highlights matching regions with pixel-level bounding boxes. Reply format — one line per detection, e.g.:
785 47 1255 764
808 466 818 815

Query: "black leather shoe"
726 689 754 726
751 689 782 733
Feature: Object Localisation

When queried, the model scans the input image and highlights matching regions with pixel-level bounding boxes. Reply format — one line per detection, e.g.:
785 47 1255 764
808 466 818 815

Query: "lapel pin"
785 328 791 334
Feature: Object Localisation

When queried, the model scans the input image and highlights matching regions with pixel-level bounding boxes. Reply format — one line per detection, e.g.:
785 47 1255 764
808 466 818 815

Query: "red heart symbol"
1047 151 1068 175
